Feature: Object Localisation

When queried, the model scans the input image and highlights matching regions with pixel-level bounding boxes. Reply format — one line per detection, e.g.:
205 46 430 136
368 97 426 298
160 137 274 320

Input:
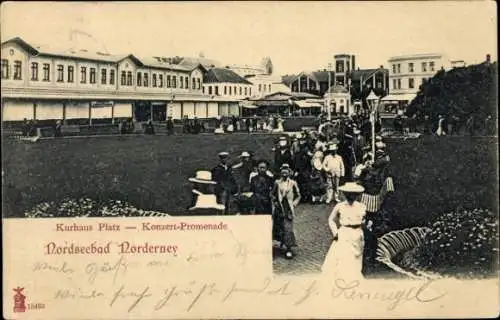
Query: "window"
197 78 201 89
408 63 414 73
101 68 107 85
269 84 271 92
137 72 142 86
229 86 232 95
109 69 115 85
249 88 251 96
208 86 213 95
421 78 426 85
159 74 163 87
152 74 157 87
57 64 64 82
392 64 396 74
185 77 189 89
172 76 176 88
408 78 414 89
180 76 184 88
167 75 171 88
392 79 397 90
258 84 262 92
1 59 9 79
80 67 87 83
429 61 435 71
121 71 126 85
13 60 22 80
31 62 39 80
239 87 242 95
233 86 236 95
397 79 401 89
143 73 148 87
397 64 401 73
42 63 50 81
224 86 227 95
202 87 205 94
422 62 427 72
336 61 344 73
126 71 132 86
67 66 74 83
192 78 196 90
90 68 96 84
215 86 219 95
244 87 247 95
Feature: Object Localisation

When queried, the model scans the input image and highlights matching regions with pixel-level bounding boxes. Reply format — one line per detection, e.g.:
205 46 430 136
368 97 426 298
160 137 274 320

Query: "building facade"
382 53 446 108
333 54 356 86
324 85 352 116
1 37 239 123
246 74 291 99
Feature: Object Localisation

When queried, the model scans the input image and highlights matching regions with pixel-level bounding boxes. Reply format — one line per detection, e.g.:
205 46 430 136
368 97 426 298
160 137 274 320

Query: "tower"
333 54 355 87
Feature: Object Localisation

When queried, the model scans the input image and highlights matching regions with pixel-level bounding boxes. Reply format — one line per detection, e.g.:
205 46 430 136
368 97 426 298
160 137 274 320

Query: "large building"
382 53 446 109
245 74 291 99
0 37 240 123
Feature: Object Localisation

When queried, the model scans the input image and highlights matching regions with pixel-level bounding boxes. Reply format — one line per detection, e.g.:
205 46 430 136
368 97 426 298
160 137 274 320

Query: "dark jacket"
211 163 238 194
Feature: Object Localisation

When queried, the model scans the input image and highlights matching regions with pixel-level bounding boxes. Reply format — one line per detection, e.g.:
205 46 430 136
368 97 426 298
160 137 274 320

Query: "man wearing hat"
250 159 274 215
211 152 238 215
322 144 345 203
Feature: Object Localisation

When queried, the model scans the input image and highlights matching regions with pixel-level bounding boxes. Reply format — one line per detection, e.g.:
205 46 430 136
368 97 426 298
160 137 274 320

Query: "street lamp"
366 90 380 156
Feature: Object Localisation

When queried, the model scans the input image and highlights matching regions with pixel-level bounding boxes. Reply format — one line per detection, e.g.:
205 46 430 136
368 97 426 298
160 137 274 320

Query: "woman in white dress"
436 115 446 136
322 182 368 280
274 117 285 132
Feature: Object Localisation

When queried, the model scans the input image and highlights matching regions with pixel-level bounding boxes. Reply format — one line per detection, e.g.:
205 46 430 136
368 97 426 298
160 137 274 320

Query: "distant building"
245 74 290 99
333 54 356 86
0 37 240 122
324 85 352 116
283 70 336 97
382 53 446 109
450 60 466 68
201 68 253 115
226 57 273 78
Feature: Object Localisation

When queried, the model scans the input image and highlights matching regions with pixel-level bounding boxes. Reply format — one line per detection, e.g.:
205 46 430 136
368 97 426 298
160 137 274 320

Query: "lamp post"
327 63 332 121
366 90 380 156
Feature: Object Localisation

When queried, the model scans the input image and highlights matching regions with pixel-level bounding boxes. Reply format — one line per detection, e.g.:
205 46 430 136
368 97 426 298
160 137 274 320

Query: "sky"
1 1 497 75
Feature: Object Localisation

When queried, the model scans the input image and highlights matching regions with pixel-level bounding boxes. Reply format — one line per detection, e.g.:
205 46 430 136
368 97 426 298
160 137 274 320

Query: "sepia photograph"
1 1 498 318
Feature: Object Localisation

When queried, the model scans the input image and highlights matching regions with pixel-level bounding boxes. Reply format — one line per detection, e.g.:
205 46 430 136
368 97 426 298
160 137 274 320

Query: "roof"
310 71 335 82
351 69 378 81
388 53 443 62
290 91 321 99
381 93 417 102
203 68 252 84
325 85 349 94
179 57 221 69
281 75 297 86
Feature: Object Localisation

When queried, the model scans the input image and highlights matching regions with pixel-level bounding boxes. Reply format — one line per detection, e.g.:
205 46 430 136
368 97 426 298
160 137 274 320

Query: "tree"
261 57 273 75
406 61 497 126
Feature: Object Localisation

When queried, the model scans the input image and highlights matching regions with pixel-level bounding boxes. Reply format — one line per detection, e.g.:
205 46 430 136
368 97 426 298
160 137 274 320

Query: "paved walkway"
272 202 334 275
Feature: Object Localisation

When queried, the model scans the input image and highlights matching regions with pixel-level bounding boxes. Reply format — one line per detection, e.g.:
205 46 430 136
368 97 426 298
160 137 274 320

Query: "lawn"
2 134 498 232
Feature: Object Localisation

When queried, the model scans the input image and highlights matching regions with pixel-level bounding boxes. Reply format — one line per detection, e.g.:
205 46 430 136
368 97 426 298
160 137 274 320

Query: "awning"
294 100 323 108
242 105 259 109
381 93 417 102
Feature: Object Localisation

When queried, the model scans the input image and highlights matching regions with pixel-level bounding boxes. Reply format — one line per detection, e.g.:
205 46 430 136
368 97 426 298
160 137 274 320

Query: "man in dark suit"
211 152 238 215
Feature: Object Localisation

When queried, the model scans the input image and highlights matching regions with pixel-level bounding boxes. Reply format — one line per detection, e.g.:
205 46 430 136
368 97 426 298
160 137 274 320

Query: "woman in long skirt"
322 182 369 279
272 164 301 259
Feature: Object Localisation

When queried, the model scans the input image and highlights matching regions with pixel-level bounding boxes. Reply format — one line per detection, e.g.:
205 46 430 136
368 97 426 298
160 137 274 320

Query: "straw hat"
189 194 225 211
218 151 230 158
240 151 251 157
188 171 217 184
375 142 386 149
338 182 365 193
327 144 338 151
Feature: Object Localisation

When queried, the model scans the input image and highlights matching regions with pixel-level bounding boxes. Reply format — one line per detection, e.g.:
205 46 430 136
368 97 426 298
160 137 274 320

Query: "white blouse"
328 201 367 235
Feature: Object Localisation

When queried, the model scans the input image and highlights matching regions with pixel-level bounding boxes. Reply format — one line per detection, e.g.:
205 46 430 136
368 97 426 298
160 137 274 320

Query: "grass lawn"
2 134 498 231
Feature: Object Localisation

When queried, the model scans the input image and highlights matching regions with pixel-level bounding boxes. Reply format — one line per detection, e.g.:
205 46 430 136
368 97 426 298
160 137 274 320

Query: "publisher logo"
13 287 27 313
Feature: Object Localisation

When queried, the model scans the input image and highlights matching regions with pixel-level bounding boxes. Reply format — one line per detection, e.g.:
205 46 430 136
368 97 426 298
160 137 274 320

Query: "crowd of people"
188 114 393 266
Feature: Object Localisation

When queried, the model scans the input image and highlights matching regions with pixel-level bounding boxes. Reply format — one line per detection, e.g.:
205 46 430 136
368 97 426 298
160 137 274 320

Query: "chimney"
380 65 383 69
486 54 491 63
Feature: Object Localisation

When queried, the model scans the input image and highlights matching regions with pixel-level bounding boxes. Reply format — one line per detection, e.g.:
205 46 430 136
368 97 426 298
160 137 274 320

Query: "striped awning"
381 93 416 102
294 100 323 108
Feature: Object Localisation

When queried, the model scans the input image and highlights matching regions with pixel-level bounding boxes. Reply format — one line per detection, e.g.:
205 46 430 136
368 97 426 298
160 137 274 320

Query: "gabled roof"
351 68 387 81
281 74 297 86
310 70 335 83
2 37 39 55
203 68 252 84
179 57 221 69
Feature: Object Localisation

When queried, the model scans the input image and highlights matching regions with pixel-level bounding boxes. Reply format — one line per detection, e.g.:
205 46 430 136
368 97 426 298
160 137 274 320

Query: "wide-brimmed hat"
338 182 365 194
218 151 230 158
328 144 338 151
375 142 386 149
279 136 288 141
189 194 225 211
189 171 217 184
240 151 251 157
280 163 291 171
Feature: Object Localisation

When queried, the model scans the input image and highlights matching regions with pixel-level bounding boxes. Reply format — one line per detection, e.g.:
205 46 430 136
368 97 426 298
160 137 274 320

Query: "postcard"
2 1 499 319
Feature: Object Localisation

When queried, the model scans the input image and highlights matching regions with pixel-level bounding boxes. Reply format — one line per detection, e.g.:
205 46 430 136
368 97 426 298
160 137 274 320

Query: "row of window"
392 61 436 74
1 59 200 90
205 85 252 96
258 83 272 92
392 77 429 90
